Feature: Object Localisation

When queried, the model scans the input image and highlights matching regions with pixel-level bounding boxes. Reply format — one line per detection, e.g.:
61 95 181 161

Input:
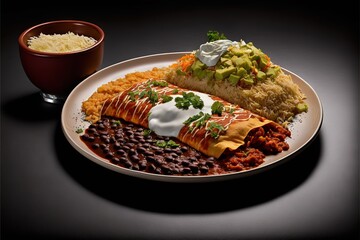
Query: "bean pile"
80 117 227 176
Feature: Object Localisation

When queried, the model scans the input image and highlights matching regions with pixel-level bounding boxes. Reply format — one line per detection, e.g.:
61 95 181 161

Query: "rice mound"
81 67 169 123
165 68 306 125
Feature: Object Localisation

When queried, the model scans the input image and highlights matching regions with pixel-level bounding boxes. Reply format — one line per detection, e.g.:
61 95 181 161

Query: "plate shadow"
55 122 322 214
2 92 63 122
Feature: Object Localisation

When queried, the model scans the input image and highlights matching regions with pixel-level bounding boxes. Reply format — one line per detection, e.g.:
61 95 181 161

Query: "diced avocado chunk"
230 47 247 56
191 60 205 72
196 69 207 79
296 103 308 113
223 59 233 67
191 60 206 77
266 67 276 78
266 66 281 78
205 69 215 79
176 69 186 76
215 66 236 80
228 74 240 86
233 56 252 71
256 71 267 81
259 54 269 69
236 67 247 78
241 75 254 85
220 57 229 63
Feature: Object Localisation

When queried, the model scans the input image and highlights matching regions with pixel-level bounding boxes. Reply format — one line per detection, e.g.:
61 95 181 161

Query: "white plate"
61 52 323 183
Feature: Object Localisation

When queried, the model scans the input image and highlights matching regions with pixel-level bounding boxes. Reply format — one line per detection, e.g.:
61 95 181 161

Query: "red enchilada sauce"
80 116 290 176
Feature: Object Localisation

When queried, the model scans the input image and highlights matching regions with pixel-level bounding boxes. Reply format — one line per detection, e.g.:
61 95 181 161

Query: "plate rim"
61 51 323 183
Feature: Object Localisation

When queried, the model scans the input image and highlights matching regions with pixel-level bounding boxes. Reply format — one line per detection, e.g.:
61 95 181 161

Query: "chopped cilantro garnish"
149 80 168 87
161 95 173 103
156 139 180 148
207 30 227 42
211 101 224 116
113 120 121 126
175 92 204 110
76 128 83 134
206 121 225 139
143 129 152 137
183 112 212 132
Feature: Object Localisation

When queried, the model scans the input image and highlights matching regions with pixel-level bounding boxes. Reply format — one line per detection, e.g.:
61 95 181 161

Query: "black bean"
181 167 191 174
98 130 108 135
128 148 137 156
100 143 108 149
102 147 110 154
181 160 190 166
124 160 133 168
146 156 156 162
114 142 122 149
189 156 197 162
122 145 130 151
91 143 100 149
105 152 114 159
154 158 163 166
155 149 163 154
164 148 172 153
110 157 120 164
119 157 128 163
131 164 139 171
165 156 174 162
148 164 156 171
137 147 147 153
139 160 147 170
189 163 199 174
161 165 172 175
87 136 95 142
199 166 209 173
180 146 188 152
130 155 140 162
170 153 178 158
116 149 126 156
143 150 154 156
173 168 180 174
129 137 138 143
125 142 135 148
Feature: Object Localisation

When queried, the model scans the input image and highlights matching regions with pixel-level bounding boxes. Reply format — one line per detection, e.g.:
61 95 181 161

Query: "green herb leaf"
156 139 180 148
156 140 167 148
211 101 224 116
149 80 168 87
76 128 83 134
143 129 152 137
206 121 225 139
175 92 204 110
183 112 211 130
161 95 173 103
207 30 227 42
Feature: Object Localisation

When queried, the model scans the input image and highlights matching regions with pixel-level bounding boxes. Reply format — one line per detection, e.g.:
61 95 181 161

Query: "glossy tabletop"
1 1 359 239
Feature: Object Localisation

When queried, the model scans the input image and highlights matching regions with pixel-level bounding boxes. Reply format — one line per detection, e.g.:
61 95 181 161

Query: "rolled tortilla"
100 79 288 158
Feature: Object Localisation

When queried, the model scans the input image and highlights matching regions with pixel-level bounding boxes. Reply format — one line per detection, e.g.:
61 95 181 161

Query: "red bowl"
18 20 105 102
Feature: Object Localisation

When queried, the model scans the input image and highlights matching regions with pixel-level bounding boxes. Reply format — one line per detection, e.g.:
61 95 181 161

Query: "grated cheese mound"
27 31 97 53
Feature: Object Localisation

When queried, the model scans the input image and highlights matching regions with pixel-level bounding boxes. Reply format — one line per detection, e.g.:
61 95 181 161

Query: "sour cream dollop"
195 39 239 67
148 92 214 137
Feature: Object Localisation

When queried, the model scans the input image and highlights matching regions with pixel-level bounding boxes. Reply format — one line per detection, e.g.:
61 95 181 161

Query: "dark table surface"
1 1 359 239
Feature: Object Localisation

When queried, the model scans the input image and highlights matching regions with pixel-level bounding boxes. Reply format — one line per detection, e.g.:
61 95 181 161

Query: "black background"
1 1 359 239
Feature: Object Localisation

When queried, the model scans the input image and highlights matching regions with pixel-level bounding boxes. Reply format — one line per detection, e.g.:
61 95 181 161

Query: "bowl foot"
40 92 66 104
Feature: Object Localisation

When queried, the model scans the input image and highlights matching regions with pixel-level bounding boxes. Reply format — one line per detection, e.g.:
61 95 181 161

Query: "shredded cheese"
27 31 97 53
